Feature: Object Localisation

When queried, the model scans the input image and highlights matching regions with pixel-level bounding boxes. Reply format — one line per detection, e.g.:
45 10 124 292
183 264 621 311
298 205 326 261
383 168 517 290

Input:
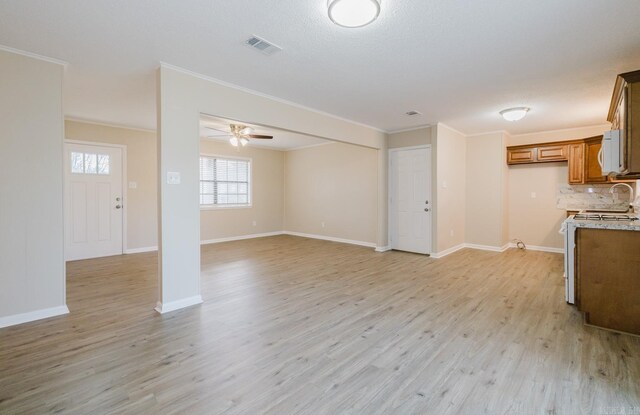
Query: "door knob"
424 208 430 212
115 205 122 209
425 200 429 204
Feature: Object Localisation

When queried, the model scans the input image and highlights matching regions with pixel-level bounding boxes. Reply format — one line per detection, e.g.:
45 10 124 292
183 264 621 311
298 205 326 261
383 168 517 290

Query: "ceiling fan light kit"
205 123 274 148
328 0 380 28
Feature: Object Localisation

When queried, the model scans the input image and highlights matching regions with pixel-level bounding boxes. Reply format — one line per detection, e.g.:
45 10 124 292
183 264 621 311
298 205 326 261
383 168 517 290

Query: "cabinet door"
538 145 568 162
577 228 640 335
507 148 535 164
584 138 607 183
568 143 584 184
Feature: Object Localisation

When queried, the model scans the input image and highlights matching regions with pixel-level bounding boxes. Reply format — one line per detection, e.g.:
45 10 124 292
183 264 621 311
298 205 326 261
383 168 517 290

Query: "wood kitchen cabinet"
537 145 567 162
508 136 608 184
507 147 536 164
608 70 640 177
583 137 608 183
576 228 640 335
566 136 608 184
506 142 568 165
567 143 584 184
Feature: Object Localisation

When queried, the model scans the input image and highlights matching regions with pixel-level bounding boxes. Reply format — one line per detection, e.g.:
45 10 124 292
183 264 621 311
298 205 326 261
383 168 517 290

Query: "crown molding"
65 117 156 134
0 44 67 66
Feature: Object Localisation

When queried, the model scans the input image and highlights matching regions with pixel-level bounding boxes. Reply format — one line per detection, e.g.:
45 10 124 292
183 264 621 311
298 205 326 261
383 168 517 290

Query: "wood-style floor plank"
1 235 639 414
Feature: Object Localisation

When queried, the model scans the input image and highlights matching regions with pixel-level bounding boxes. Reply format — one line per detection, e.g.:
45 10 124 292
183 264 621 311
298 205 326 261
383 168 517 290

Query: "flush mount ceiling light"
328 0 381 28
500 107 530 122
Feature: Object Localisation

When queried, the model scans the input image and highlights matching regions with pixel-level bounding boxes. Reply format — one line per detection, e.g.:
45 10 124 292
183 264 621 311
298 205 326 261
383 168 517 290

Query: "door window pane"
84 153 97 174
97 154 110 175
71 152 84 173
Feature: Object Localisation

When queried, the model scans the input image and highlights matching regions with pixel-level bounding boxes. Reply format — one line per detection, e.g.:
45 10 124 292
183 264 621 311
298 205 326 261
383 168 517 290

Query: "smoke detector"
244 35 282 56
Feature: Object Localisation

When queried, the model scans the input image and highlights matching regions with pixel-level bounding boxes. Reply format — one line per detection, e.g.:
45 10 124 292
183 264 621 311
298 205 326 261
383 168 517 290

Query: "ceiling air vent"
244 35 282 56
405 110 422 116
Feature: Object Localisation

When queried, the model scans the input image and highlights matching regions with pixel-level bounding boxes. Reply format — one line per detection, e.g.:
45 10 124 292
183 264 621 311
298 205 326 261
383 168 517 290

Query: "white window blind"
200 156 251 207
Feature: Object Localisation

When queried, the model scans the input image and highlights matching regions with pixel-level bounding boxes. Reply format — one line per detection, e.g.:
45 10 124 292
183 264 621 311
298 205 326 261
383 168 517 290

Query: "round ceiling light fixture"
500 107 530 122
328 0 381 28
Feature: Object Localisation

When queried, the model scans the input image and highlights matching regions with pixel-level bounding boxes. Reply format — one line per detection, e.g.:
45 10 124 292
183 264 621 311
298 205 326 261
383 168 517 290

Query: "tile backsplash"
557 183 634 210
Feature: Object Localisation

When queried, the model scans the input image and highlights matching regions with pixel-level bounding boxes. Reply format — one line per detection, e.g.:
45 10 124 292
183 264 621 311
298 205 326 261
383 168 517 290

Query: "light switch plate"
167 172 181 185
128 181 137 189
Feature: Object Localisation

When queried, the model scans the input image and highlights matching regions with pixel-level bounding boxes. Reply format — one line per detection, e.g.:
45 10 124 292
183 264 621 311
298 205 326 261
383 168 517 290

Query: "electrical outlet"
530 192 537 199
252 220 257 226
321 221 326 228
442 181 448 189
166 172 181 185
450 230 454 237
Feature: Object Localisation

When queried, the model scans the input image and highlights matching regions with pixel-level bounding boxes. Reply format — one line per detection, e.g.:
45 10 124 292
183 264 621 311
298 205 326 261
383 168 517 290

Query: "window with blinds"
200 156 251 207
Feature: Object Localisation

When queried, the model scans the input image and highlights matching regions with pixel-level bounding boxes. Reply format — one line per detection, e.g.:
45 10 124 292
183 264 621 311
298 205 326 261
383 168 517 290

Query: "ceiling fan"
205 124 273 147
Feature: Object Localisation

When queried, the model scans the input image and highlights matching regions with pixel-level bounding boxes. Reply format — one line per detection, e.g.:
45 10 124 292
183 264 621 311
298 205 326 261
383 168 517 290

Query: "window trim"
199 153 253 210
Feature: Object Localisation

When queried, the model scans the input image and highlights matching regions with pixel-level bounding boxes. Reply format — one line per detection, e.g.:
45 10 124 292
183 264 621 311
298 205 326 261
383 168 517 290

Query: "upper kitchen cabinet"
507 136 607 184
506 142 568 165
583 137 608 183
607 70 640 177
568 136 608 184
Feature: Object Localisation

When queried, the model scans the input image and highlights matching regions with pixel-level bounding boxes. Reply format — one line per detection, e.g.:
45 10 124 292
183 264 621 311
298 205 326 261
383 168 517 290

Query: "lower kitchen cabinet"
576 228 640 335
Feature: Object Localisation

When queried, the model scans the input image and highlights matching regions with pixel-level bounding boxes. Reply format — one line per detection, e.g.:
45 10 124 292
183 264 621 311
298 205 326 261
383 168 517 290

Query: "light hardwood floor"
1 235 639 414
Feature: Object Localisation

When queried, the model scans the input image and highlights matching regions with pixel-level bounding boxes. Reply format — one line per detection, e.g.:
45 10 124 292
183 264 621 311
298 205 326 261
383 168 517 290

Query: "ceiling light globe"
239 127 253 136
328 0 380 28
500 107 530 122
240 137 249 147
230 136 239 147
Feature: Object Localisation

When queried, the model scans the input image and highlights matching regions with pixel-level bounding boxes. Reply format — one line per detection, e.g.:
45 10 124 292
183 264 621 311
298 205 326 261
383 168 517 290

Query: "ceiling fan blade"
206 134 232 138
247 134 273 139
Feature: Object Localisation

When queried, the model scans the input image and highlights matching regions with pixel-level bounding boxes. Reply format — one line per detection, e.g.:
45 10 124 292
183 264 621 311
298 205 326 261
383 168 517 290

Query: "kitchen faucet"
609 183 634 211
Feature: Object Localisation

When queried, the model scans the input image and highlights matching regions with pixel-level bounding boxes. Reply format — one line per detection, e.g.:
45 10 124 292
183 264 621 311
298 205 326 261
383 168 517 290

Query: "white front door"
64 143 123 261
390 147 432 254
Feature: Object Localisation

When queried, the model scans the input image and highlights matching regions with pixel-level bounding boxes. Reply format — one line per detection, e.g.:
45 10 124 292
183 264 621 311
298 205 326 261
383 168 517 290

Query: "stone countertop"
565 215 640 231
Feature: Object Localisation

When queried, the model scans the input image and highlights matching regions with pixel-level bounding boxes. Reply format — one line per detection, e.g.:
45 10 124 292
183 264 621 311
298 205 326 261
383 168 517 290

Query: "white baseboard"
508 243 563 254
465 243 510 253
375 246 392 252
155 295 203 314
124 246 158 254
0 305 69 329
200 231 284 245
430 243 466 259
282 231 376 248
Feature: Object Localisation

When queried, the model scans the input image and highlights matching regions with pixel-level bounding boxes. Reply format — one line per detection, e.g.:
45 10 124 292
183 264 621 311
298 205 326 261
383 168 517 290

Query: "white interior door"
390 147 432 254
64 143 123 261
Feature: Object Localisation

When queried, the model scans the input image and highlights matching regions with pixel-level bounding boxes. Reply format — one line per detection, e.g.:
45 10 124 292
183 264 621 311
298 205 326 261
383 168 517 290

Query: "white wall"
465 132 509 248
434 123 467 253
508 124 609 249
0 49 66 327
157 64 387 312
285 142 378 244
200 140 284 241
65 120 158 251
